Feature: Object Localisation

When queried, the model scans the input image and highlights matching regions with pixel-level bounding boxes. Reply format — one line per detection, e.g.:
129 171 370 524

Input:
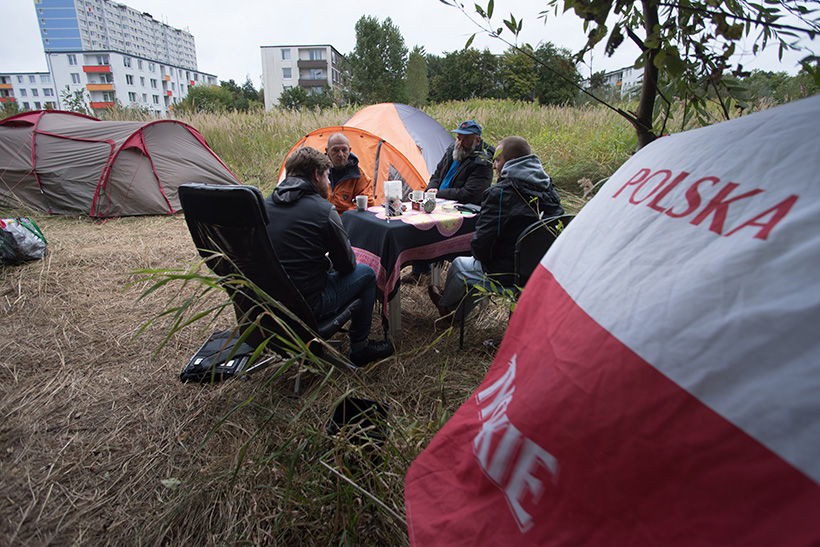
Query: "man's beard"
453 141 477 162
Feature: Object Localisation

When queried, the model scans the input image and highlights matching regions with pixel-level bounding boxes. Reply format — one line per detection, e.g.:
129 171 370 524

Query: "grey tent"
0 110 241 217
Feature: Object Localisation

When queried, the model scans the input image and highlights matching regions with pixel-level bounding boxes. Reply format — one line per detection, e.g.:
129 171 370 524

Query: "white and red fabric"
405 95 820 545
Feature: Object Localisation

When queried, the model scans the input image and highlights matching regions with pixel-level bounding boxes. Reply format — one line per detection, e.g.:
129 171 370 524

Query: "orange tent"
278 103 453 203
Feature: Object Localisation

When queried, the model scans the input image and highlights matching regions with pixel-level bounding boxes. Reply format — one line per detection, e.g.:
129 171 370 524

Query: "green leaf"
487 0 494 18
465 33 475 49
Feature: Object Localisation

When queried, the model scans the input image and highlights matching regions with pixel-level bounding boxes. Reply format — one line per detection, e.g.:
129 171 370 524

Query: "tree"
501 46 538 100
176 85 236 113
59 86 91 115
406 46 430 106
445 0 820 148
1 99 21 118
347 16 409 104
278 86 309 110
433 48 502 101
532 43 581 105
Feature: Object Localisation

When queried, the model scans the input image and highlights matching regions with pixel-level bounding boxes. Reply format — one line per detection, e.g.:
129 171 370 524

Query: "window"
153 95 159 104
308 49 324 61
137 59 142 69
71 73 81 84
150 79 157 88
282 67 292 79
41 75 50 83
281 49 291 60
34 102 41 109
29 75 36 83
142 93 147 102
44 88 53 96
140 76 145 86
123 56 131 67
20 89 27 97
31 89 39 97
148 62 155 72
194 73 199 81
102 91 113 101
67 54 77 66
17 75 24 83
23 102 30 109
310 69 323 79
283 85 292 91
128 92 136 101
126 74 134 85
97 55 108 65
171 82 175 91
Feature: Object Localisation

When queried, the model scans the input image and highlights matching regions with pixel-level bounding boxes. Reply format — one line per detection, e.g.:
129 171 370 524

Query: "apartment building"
260 44 347 110
1 0 218 115
0 73 57 111
602 66 643 97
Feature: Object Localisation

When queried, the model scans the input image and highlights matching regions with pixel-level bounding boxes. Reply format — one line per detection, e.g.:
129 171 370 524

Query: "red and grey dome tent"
0 110 241 217
279 103 454 203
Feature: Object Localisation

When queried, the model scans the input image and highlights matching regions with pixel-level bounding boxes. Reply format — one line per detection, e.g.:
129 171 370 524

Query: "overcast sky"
4 0 817 88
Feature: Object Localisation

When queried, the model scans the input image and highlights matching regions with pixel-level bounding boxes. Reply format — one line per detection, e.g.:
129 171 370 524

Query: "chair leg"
459 310 466 349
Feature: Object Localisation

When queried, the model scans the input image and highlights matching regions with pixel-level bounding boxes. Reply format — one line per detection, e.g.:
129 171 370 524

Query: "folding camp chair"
178 183 362 390
458 214 575 348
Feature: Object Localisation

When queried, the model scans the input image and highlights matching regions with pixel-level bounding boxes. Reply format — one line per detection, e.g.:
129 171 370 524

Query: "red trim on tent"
89 119 242 217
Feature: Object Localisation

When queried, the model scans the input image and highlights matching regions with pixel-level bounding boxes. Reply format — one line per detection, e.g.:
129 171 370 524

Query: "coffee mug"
356 195 368 211
411 190 424 202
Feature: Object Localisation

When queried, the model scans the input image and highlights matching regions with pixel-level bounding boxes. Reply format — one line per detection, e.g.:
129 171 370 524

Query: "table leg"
431 263 442 287
388 290 401 340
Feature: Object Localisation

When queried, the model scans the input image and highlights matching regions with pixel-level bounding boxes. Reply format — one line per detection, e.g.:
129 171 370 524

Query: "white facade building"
601 66 643 97
0 73 58 111
260 44 346 110
1 0 218 115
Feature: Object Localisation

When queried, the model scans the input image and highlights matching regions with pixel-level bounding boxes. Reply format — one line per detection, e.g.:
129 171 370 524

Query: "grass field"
0 100 636 545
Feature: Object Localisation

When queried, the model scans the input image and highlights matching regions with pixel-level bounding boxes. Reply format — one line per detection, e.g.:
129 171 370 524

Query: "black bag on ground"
0 217 47 265
180 330 256 383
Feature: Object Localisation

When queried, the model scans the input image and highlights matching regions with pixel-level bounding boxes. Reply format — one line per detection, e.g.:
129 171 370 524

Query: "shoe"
350 339 395 367
427 286 451 318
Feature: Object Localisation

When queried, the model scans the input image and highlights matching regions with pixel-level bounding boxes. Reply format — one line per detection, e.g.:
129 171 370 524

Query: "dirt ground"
0 213 507 545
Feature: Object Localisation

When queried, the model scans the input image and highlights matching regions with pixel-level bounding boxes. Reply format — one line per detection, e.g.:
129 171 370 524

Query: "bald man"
325 133 375 215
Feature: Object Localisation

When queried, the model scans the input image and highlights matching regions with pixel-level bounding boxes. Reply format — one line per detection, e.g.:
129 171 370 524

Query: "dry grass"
0 211 515 545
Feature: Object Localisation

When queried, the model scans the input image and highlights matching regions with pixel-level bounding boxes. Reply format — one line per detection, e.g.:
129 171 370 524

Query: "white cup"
424 189 438 201
356 195 368 211
411 190 424 202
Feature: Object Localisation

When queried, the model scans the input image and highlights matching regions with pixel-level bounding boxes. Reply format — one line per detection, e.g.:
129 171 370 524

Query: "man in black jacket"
428 136 564 318
405 120 496 283
264 146 393 366
426 120 495 205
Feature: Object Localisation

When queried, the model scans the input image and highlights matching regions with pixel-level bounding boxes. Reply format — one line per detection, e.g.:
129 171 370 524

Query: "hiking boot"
427 285 451 317
350 339 395 367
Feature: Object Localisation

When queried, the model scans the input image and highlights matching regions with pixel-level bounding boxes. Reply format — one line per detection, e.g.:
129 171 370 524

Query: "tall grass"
160 99 636 199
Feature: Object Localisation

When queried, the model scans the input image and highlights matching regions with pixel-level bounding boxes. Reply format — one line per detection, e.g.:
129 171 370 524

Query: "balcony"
0 97 15 103
87 84 114 91
166 90 172 96
0 83 12 89
297 59 326 69
83 65 112 73
298 78 328 88
163 75 170 81
90 102 115 109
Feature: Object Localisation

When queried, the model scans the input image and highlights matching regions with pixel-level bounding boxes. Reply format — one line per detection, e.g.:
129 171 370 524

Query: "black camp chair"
178 183 362 383
457 214 575 348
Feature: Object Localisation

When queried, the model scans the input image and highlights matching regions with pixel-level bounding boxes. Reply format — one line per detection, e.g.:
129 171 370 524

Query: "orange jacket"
328 154 375 215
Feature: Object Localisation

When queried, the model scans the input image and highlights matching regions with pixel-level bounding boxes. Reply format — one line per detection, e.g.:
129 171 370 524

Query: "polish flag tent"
405 95 820 545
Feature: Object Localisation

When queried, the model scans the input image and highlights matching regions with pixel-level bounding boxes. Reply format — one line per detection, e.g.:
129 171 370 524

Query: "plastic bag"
0 217 48 265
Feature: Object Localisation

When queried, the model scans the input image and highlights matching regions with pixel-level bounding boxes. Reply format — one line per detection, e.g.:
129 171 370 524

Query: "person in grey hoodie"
428 136 564 318
265 146 393 366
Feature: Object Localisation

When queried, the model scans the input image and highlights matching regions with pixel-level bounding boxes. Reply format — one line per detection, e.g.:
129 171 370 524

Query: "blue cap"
452 120 482 135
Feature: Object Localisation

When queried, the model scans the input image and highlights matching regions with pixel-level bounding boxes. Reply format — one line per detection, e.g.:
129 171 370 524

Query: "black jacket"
426 140 495 205
471 154 564 285
264 176 356 309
